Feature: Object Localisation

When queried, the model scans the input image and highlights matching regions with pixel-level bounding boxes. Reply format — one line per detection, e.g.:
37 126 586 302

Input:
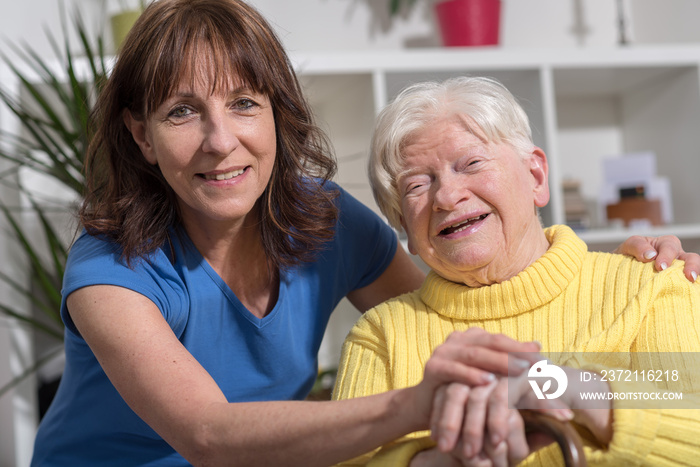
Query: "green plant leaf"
0 2 104 403
389 0 418 16
0 82 83 193
0 345 64 399
390 0 401 15
0 204 63 315
28 196 69 290
0 301 63 341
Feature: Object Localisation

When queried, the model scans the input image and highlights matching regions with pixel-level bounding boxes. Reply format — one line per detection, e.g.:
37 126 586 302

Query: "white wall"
249 0 700 51
4 0 700 58
2 0 700 465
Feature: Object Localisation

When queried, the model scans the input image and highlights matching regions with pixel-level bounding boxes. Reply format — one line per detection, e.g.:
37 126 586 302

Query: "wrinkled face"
128 69 276 233
397 116 550 286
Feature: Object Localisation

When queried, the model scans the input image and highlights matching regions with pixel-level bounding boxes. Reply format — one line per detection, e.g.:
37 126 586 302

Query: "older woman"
332 76 700 466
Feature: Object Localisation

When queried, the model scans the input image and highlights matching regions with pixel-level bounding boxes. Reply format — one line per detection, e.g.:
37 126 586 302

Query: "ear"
399 215 417 255
529 147 550 208
123 110 157 165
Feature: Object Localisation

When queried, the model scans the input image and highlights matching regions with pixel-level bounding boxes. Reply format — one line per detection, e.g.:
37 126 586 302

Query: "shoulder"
325 181 384 224
64 231 135 289
582 249 698 308
307 179 387 234
312 181 398 289
329 183 396 247
582 248 683 284
66 230 180 289
62 230 190 334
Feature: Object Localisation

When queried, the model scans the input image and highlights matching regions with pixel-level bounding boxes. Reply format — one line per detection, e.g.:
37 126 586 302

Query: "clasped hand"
410 330 608 467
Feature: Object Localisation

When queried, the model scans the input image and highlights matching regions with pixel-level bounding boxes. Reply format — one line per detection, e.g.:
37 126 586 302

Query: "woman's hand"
437 381 532 467
422 331 568 465
409 329 541 440
430 376 573 466
615 234 699 282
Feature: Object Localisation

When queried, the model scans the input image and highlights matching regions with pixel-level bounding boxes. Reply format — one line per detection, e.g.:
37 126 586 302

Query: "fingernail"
692 271 698 282
660 262 668 270
644 250 657 260
483 372 496 382
532 340 542 349
515 359 531 369
439 437 449 451
560 409 574 420
491 433 501 445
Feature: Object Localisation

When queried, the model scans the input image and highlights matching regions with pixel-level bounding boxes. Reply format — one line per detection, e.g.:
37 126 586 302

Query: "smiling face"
125 68 276 236
398 116 551 286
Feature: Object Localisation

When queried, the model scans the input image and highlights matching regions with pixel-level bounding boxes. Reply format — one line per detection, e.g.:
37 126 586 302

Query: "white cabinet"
293 47 700 253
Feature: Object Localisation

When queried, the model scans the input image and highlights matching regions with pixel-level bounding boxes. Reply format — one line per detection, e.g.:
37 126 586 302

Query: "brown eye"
168 106 192 118
234 98 257 110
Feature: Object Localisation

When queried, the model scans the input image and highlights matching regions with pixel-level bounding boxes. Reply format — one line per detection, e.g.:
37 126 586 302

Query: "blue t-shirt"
31 184 397 466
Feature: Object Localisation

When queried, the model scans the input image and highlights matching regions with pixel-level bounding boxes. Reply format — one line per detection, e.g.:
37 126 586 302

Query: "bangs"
139 2 274 115
173 40 259 97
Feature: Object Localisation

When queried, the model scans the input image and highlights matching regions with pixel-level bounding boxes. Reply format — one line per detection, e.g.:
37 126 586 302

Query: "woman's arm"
69 285 415 466
67 284 523 467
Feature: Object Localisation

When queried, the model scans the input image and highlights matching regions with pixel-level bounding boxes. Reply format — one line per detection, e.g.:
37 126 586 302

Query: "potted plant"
388 0 502 47
111 0 148 51
388 0 419 16
0 9 107 409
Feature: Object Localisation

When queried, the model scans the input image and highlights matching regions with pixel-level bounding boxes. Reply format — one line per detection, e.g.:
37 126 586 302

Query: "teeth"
443 214 487 235
204 168 245 181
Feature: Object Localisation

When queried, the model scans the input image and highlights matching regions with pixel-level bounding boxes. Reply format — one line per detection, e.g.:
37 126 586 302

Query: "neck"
459 221 550 287
183 212 279 319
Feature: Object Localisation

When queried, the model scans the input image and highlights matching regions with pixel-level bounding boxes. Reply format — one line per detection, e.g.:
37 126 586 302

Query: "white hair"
369 76 535 230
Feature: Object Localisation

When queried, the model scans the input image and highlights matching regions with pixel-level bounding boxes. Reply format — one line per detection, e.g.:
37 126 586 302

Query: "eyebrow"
396 166 426 181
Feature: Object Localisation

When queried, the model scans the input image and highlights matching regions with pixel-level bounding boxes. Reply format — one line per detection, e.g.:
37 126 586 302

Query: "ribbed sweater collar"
418 225 588 320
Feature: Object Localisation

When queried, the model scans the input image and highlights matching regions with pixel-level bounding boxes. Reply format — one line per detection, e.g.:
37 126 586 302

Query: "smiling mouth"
200 168 246 181
440 214 489 235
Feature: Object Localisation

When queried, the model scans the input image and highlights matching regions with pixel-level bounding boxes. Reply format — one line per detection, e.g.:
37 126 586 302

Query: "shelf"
576 223 700 245
291 45 700 75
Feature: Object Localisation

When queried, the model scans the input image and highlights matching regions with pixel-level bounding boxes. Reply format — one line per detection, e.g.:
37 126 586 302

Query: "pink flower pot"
435 0 501 47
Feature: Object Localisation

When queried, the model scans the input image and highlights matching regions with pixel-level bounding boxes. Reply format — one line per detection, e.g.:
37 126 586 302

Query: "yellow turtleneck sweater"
333 225 700 466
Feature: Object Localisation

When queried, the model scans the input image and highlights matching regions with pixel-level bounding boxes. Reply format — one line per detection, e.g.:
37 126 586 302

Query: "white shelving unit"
293 46 700 252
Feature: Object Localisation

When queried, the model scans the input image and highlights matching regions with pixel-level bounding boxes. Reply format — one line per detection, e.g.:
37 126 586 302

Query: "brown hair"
81 0 338 269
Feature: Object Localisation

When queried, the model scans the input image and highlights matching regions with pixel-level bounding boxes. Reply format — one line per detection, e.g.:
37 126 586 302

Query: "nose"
201 111 240 156
432 175 470 212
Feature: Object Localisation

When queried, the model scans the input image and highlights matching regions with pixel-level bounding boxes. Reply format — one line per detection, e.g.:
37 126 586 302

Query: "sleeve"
585 263 700 466
333 184 398 291
60 231 189 338
332 310 435 466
